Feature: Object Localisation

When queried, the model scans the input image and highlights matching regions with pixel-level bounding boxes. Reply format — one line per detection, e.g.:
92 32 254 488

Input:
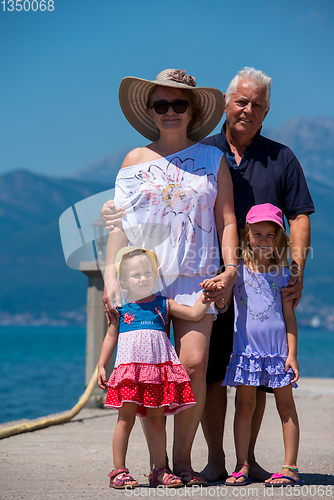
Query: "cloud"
297 10 321 25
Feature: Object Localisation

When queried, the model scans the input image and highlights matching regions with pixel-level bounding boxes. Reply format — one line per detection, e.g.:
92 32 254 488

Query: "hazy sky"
1 0 333 177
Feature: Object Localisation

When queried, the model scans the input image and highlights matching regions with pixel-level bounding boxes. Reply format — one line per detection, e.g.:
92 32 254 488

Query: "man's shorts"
206 301 234 385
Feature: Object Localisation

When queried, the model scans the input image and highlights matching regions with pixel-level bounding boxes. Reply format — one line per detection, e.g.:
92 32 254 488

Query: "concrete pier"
1 378 333 499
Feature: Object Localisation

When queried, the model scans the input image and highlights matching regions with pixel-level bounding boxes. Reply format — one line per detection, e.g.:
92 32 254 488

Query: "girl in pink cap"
202 203 303 488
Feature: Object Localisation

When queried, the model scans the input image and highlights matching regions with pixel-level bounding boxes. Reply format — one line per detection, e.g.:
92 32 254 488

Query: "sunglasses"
151 100 189 115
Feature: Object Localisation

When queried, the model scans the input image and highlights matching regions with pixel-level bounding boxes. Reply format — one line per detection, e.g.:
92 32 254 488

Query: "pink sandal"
108 468 139 489
149 467 183 488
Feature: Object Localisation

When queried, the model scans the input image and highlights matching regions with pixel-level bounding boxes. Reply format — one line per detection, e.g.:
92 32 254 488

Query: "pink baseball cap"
246 203 284 230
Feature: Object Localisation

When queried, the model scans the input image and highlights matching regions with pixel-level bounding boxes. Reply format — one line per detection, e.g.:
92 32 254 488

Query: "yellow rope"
0 365 98 440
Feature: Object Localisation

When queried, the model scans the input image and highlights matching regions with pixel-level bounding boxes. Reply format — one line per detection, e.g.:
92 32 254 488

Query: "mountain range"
0 117 333 328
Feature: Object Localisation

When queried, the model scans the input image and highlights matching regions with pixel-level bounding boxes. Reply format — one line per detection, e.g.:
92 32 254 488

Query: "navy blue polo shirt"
201 123 315 232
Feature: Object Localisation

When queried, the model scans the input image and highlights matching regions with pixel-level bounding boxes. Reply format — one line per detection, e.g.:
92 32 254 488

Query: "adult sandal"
144 455 169 482
149 467 183 488
177 468 207 486
225 471 252 486
108 468 139 489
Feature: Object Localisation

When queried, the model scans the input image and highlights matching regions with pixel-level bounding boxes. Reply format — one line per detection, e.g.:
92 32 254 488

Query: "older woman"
103 69 238 486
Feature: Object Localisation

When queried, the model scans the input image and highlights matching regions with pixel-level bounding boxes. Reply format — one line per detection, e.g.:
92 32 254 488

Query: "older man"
200 67 314 482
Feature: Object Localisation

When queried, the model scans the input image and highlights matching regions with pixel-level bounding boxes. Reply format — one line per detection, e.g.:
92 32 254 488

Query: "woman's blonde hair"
240 222 290 270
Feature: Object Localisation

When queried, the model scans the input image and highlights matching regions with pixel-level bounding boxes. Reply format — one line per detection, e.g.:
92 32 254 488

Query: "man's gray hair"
225 67 272 110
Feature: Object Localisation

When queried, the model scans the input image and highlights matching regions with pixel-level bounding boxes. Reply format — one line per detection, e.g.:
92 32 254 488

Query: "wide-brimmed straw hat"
118 69 225 142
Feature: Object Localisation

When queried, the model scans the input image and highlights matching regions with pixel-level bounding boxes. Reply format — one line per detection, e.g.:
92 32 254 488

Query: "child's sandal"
225 472 252 486
264 466 304 487
108 468 139 489
225 464 252 486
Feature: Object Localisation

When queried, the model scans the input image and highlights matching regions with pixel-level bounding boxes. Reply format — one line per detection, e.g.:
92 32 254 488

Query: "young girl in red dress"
97 246 220 489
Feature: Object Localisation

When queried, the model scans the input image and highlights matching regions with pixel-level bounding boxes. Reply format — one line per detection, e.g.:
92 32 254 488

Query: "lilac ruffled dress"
223 261 297 389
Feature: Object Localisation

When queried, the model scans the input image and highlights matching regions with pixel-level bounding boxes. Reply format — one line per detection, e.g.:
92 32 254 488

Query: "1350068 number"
1 0 54 10
282 485 333 497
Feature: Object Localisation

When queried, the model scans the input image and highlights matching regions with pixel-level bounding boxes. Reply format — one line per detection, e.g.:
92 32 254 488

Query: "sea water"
0 326 86 424
0 326 333 424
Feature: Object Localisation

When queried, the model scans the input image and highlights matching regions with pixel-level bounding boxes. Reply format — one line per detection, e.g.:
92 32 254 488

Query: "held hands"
285 355 299 384
200 277 230 311
101 200 126 231
200 276 225 302
200 268 237 308
200 279 223 293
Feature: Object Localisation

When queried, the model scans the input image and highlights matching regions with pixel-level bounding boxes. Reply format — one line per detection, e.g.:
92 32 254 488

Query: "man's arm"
282 213 311 309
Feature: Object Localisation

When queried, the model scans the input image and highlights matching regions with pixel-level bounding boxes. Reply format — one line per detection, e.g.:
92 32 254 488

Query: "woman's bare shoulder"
121 146 155 168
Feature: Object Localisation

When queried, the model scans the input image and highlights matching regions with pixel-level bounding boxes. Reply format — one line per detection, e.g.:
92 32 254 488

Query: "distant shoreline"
0 322 333 331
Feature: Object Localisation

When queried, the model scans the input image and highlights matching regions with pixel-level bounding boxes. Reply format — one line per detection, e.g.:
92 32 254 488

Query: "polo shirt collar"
219 122 263 155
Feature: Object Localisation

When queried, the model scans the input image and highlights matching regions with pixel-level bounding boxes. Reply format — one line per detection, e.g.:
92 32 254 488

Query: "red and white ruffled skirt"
105 329 196 417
